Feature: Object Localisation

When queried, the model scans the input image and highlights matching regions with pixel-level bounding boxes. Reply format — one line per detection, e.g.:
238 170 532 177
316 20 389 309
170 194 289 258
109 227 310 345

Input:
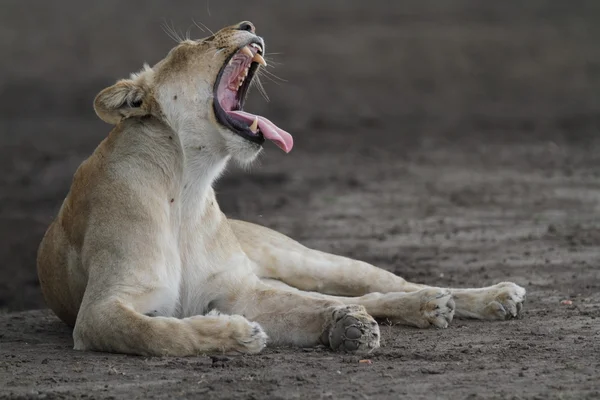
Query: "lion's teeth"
249 116 259 133
252 53 267 67
250 43 262 53
241 46 253 58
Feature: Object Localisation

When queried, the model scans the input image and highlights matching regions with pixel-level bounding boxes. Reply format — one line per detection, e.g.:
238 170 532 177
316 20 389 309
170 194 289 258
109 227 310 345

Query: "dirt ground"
2 1 600 399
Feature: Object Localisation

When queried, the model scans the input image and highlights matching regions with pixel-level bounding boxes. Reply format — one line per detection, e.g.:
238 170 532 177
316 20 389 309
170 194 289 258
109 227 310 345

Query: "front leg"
231 219 526 322
215 276 380 353
263 279 455 329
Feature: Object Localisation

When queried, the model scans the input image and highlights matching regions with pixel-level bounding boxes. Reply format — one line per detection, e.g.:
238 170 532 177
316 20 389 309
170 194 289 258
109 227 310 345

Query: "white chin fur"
223 130 263 166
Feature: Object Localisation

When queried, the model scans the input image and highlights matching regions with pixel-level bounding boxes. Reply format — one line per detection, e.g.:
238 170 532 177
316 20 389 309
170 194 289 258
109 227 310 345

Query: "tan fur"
37 21 525 357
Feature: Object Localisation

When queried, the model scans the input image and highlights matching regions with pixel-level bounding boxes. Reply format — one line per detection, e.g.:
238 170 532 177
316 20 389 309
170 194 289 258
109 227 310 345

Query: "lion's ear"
93 79 148 124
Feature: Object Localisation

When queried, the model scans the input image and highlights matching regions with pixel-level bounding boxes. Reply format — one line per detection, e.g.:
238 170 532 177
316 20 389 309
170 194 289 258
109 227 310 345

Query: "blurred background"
1 0 599 311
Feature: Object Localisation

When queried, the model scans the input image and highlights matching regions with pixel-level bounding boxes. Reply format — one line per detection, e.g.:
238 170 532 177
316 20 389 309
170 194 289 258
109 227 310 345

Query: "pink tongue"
227 110 294 153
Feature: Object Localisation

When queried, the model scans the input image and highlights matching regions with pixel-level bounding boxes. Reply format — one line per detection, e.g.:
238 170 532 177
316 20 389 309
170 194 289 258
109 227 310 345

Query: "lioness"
37 21 526 356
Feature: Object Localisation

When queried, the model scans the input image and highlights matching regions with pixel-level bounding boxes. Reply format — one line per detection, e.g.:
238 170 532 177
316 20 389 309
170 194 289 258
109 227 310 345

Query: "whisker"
252 75 270 102
264 52 283 66
191 18 205 32
192 19 215 36
174 22 187 43
161 20 183 43
260 68 288 82
257 70 282 86
264 59 283 67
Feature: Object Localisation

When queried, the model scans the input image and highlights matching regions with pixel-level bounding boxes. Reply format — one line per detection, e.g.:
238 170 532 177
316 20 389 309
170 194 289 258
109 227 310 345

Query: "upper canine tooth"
253 53 267 67
249 116 259 133
251 43 262 52
241 46 253 58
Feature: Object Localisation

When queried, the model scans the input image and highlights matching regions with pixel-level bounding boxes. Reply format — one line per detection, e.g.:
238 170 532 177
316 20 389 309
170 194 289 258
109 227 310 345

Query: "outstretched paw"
419 289 455 329
482 282 526 320
324 305 380 354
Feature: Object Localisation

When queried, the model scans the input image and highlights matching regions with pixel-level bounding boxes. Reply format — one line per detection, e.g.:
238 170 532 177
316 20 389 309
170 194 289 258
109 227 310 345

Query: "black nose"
237 21 255 33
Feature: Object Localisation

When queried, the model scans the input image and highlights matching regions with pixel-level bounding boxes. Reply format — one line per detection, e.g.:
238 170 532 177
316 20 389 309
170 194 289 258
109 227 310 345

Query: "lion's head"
93 21 293 165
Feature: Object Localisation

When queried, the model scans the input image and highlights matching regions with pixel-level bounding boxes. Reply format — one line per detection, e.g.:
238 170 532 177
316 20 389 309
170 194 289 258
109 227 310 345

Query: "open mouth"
213 41 293 153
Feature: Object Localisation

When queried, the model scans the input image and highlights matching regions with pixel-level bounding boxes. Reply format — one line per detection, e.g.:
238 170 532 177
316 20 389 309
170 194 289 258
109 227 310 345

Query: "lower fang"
249 116 259 133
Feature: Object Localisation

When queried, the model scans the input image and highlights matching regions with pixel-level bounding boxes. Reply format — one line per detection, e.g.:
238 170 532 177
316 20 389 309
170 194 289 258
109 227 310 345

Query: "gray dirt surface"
1 1 600 399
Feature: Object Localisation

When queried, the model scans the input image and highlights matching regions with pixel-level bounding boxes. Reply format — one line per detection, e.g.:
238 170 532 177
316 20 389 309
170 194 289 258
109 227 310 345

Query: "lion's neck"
178 141 230 218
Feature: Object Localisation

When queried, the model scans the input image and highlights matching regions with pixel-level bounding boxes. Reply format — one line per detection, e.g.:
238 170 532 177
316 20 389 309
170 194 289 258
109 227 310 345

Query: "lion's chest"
171 201 253 318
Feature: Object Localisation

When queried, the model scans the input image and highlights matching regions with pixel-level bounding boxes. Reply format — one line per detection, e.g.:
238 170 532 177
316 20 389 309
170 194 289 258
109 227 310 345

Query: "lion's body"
37 22 525 356
38 117 273 355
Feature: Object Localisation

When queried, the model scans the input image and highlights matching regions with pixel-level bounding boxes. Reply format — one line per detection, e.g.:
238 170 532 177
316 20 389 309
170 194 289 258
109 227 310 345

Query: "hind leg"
231 220 526 322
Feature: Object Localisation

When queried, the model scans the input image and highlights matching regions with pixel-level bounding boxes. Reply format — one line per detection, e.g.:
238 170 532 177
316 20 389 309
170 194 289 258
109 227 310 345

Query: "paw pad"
327 307 380 353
